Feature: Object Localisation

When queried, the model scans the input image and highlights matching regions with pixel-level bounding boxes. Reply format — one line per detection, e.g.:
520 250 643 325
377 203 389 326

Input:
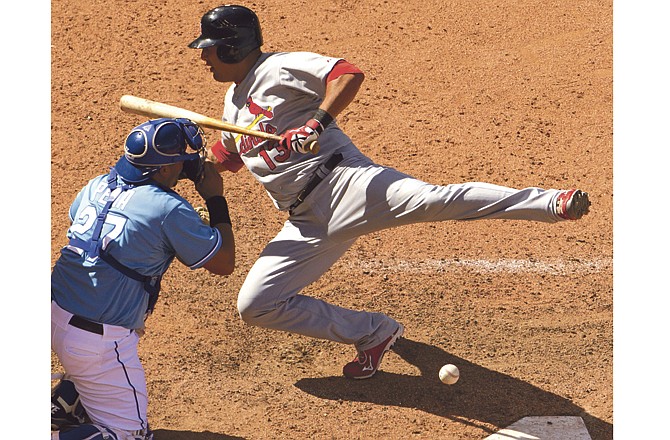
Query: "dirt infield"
51 0 613 438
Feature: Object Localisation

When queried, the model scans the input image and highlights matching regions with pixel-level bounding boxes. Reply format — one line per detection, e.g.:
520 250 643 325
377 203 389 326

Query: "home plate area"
486 416 591 440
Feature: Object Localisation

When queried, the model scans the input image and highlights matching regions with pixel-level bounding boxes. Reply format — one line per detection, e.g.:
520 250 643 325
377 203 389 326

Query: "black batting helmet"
189 5 263 64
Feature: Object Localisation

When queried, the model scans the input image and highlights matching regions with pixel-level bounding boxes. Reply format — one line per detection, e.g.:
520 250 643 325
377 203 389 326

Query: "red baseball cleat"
556 189 591 220
343 324 404 379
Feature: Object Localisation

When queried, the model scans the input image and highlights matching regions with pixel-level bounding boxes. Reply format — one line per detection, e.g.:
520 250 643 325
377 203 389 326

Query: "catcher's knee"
52 423 153 440
51 423 118 439
51 379 89 430
51 379 153 440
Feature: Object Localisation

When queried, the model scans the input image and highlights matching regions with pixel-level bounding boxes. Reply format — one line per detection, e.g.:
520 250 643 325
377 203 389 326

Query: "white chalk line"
346 258 612 275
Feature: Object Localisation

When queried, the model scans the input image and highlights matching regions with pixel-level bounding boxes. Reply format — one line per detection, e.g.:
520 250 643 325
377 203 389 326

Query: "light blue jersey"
51 171 222 329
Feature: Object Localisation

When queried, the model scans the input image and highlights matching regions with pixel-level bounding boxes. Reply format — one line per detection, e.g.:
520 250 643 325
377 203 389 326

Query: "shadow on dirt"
151 430 245 440
294 338 612 440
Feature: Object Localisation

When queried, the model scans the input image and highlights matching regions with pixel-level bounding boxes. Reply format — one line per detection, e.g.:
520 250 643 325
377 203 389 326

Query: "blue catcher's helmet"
115 118 206 183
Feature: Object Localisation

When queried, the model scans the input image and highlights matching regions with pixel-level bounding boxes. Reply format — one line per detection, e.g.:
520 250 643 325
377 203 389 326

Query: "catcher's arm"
195 162 236 276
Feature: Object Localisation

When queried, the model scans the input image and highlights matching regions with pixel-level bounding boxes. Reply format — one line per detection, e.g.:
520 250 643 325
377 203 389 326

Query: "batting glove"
280 109 334 154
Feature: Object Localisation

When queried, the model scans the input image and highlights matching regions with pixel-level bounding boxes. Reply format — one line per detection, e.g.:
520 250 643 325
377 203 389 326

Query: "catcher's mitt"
194 206 210 224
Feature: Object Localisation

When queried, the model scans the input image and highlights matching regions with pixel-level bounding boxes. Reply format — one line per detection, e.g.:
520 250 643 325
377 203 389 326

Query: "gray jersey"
221 51 353 210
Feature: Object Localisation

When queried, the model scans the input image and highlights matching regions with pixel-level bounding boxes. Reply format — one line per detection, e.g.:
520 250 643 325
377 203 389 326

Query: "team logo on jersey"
238 97 277 154
245 97 274 120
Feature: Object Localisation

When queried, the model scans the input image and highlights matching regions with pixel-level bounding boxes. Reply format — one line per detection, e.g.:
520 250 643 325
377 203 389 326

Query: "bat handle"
306 140 320 154
269 134 319 154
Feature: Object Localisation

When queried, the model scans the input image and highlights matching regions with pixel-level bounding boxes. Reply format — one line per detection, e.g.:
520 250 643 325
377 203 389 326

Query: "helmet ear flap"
217 45 230 63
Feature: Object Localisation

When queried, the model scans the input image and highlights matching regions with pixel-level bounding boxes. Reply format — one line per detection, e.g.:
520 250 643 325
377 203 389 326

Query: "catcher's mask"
115 118 206 184
188 4 263 64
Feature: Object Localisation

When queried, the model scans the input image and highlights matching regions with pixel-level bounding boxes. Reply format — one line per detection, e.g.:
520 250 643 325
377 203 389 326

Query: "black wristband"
313 108 334 130
205 196 232 227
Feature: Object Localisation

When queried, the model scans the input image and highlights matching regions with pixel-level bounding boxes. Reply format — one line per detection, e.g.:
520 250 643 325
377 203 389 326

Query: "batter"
189 5 591 379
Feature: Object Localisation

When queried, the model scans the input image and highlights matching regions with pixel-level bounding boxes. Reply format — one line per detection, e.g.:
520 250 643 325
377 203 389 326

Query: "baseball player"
51 118 236 439
188 5 591 380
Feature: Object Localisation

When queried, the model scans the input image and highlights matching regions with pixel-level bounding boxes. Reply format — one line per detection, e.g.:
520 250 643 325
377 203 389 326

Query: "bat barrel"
119 95 319 154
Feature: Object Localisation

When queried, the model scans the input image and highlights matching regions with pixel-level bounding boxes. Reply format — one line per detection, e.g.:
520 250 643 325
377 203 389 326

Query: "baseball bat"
119 95 319 154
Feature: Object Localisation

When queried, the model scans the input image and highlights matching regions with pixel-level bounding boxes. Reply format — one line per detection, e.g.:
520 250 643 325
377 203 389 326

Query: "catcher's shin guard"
51 424 118 440
52 424 153 440
51 379 89 430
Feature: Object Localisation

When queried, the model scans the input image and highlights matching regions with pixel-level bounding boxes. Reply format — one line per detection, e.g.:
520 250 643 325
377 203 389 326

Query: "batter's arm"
318 71 365 119
278 60 364 155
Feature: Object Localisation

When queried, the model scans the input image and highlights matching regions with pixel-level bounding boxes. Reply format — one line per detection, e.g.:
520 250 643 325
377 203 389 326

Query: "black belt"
289 153 343 212
69 315 104 335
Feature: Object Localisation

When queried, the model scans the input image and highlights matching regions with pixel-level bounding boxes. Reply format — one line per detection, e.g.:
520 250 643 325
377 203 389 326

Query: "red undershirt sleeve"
210 140 244 173
326 59 364 83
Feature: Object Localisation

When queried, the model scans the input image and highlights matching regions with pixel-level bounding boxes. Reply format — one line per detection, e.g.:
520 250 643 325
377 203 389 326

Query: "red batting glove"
279 119 324 154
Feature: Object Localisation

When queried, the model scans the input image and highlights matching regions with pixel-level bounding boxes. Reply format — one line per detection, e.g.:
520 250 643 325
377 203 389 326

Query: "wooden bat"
119 95 319 154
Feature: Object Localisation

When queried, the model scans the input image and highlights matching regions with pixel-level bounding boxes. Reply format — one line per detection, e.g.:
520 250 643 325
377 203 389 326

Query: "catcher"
51 118 235 439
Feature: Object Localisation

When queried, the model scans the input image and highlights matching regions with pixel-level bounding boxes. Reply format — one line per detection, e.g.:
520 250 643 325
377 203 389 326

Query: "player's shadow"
294 338 612 439
151 430 245 440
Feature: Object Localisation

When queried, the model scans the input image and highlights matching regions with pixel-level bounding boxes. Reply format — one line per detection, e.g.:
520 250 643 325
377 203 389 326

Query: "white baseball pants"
51 301 150 438
238 146 565 351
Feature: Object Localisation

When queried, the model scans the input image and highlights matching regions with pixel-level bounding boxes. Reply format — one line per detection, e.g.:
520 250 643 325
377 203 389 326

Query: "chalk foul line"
346 257 612 275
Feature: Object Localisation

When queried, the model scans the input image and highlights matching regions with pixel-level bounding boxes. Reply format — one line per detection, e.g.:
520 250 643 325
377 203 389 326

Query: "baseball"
439 364 459 385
